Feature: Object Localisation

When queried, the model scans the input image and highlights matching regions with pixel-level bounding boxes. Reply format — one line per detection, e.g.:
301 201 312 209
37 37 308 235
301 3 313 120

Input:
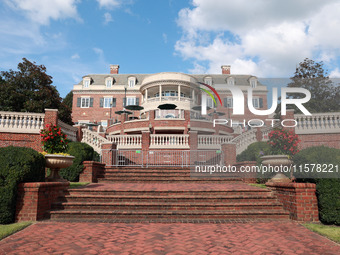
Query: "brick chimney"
110 64 120 74
221 65 231 75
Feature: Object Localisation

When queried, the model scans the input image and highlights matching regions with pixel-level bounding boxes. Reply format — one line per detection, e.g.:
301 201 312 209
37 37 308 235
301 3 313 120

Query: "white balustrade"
107 135 142 149
231 129 257 155
58 120 78 142
295 113 340 134
150 134 189 149
0 111 45 134
81 128 109 153
198 135 233 149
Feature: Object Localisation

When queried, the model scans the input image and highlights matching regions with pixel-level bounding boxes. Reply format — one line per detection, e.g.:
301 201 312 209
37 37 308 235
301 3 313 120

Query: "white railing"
231 129 257 155
82 128 109 153
150 134 189 149
58 120 77 141
295 112 340 134
0 111 45 134
107 135 142 149
198 135 233 149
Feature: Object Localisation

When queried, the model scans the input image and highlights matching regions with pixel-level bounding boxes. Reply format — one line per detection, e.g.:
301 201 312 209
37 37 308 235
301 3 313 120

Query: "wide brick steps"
97 167 242 183
50 209 289 221
49 184 290 222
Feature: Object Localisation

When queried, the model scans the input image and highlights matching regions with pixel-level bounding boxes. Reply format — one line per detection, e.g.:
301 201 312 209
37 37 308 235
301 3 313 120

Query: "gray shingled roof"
78 73 264 87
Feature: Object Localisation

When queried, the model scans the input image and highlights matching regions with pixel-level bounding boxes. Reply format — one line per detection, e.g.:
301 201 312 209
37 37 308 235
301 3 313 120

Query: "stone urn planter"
45 154 75 182
261 155 293 183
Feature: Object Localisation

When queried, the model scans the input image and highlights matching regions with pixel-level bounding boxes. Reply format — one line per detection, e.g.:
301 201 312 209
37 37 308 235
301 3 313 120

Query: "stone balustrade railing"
231 129 257 155
82 128 109 153
295 112 340 134
0 111 45 134
107 135 142 149
58 120 77 141
150 134 189 149
198 135 233 149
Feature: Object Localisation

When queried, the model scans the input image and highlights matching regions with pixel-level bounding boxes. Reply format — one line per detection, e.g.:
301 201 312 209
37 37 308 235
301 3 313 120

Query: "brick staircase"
96 166 243 183
49 169 290 222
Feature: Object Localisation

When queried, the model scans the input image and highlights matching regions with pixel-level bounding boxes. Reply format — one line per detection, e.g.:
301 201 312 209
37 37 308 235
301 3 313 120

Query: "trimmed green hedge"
293 146 340 225
59 142 97 182
236 141 271 163
0 146 45 224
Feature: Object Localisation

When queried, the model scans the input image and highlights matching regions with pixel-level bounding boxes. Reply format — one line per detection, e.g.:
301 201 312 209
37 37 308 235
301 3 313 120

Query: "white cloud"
103 12 113 24
162 33 168 44
176 0 340 76
330 68 340 78
97 0 121 9
71 53 80 59
4 0 81 25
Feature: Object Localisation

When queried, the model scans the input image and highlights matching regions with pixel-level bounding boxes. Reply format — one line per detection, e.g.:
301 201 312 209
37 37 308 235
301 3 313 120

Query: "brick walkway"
1 222 339 254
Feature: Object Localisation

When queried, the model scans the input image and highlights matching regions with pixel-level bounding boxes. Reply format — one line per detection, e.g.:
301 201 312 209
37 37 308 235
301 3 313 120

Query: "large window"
81 97 90 108
83 79 90 88
224 97 233 108
155 91 186 97
250 79 257 88
128 77 136 88
126 97 136 106
207 98 214 108
252 98 259 108
104 98 112 108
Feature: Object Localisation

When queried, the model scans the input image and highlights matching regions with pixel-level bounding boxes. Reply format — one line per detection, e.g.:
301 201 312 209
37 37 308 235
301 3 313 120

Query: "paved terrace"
1 221 339 254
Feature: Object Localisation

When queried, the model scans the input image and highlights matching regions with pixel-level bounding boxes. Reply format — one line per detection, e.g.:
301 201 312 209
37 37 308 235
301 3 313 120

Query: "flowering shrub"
40 124 69 154
267 128 300 156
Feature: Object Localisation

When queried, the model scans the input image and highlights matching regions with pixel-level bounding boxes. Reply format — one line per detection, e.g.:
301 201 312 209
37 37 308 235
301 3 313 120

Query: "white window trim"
228 77 234 86
204 77 213 86
250 78 257 88
83 78 90 88
126 96 136 106
103 97 113 108
252 97 260 108
128 77 136 88
105 78 113 88
207 97 214 108
81 97 90 108
226 97 233 108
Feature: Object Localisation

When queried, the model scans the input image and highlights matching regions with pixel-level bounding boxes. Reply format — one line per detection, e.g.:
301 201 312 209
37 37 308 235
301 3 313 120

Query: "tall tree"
0 58 73 124
287 58 340 113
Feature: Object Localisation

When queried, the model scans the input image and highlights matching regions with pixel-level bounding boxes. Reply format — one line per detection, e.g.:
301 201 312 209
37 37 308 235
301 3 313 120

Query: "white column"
192 89 195 103
159 85 162 102
178 85 181 101
145 89 148 103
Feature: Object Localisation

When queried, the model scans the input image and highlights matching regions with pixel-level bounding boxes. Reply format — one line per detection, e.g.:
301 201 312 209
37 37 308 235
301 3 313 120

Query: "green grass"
69 182 89 189
248 183 267 189
0 221 32 240
303 223 340 243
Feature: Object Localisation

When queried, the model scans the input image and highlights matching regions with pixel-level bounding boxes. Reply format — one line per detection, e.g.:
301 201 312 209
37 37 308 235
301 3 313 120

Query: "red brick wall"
72 93 141 124
299 133 340 150
234 161 257 183
0 133 42 151
266 182 319 222
15 182 69 222
79 161 106 183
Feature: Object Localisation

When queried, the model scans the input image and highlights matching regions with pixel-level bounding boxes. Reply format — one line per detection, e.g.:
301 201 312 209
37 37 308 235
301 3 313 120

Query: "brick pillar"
75 125 84 142
189 131 198 150
101 143 117 166
15 182 69 222
280 109 295 132
79 161 105 183
256 127 263 141
266 182 319 222
44 109 58 126
142 131 150 166
221 143 236 165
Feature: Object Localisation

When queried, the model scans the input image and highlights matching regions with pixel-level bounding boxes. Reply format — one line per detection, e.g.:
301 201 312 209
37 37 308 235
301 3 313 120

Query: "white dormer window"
83 78 91 88
204 77 213 86
250 78 257 88
228 77 234 86
106 78 113 88
128 77 136 88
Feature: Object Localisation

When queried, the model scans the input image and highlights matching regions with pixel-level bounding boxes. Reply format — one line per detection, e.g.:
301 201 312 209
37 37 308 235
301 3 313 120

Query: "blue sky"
1 0 340 98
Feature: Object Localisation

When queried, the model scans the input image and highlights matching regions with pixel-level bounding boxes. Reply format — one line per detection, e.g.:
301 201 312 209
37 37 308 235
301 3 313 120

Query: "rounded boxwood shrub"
0 146 45 224
237 141 271 163
293 146 340 225
59 142 96 182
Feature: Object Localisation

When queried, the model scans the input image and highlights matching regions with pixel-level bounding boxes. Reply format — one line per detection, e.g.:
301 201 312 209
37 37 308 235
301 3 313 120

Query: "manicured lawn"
0 221 32 240
248 183 267 189
303 223 340 243
69 182 89 189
